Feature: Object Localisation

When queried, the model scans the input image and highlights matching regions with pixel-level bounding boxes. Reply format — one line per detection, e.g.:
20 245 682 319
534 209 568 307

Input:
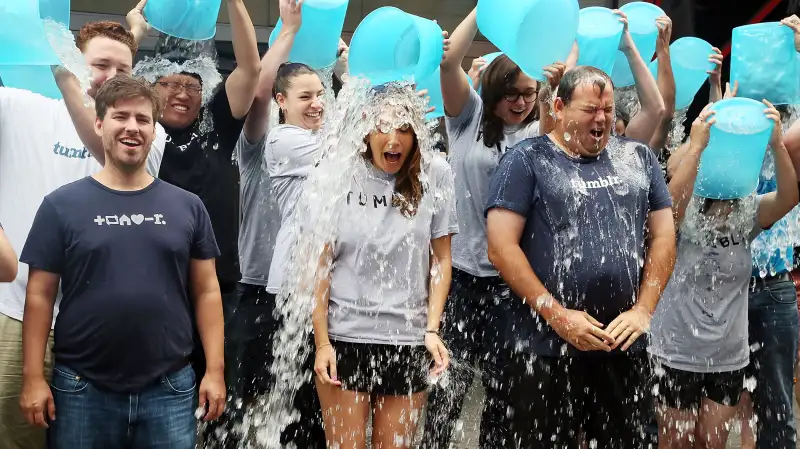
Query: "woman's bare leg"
695 398 738 449
737 392 756 449
371 392 427 449
316 379 371 449
656 404 697 449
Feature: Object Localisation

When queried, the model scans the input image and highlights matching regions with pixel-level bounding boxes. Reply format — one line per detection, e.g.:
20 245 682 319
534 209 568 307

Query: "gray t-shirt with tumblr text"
649 196 762 373
237 132 280 286
447 88 539 277
327 156 459 345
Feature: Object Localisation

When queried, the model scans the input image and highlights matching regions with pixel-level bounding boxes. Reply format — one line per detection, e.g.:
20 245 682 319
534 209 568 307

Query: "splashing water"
42 19 92 99
239 79 443 448
133 56 222 106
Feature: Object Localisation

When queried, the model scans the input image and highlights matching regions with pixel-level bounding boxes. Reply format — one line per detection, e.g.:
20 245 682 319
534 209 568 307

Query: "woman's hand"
688 103 716 152
314 344 341 386
425 333 449 376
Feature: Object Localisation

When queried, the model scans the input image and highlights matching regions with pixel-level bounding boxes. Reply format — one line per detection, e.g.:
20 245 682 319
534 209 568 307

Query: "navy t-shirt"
485 135 672 357
21 177 220 392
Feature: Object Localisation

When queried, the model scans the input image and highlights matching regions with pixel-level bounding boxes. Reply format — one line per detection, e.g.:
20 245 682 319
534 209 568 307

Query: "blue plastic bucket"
144 0 223 41
349 7 443 86
415 67 443 120
649 37 713 110
269 0 349 69
730 22 799 105
577 7 623 75
610 2 664 87
695 98 774 200
39 0 70 26
0 2 60 66
477 0 579 81
0 66 62 99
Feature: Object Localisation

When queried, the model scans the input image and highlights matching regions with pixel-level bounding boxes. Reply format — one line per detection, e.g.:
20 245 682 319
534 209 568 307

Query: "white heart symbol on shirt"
131 214 145 225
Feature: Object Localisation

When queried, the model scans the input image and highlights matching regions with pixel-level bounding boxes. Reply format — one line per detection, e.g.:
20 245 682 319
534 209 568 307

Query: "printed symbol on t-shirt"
93 214 167 226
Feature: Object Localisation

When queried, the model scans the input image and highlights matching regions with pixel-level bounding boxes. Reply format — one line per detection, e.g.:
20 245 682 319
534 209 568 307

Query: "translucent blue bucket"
349 7 443 86
269 0 349 69
0 66 62 99
415 67 443 120
577 7 623 75
477 0 579 81
39 0 70 26
0 2 60 66
695 98 774 200
144 0 223 41
730 22 799 105
649 37 713 110
610 2 664 87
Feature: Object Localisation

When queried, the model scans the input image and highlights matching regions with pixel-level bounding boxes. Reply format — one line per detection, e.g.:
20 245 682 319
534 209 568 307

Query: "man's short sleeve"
145 123 167 177
190 199 221 260
646 148 673 212
20 198 66 274
485 146 537 218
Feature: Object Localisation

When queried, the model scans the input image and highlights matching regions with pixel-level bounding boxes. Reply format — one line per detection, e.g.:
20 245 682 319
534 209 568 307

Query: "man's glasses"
156 81 202 97
504 90 539 103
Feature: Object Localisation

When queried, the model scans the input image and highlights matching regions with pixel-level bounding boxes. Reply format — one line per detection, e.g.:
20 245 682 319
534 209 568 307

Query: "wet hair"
479 55 539 148
95 75 163 122
558 66 614 107
272 62 319 124
77 21 137 56
362 85 424 218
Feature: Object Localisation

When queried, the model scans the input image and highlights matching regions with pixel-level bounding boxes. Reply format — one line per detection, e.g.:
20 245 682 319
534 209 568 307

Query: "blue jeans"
747 277 799 449
47 364 197 449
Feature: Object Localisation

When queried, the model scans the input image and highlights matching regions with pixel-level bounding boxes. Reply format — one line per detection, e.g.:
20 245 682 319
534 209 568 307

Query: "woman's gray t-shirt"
327 156 459 345
649 196 763 373
447 88 539 278
265 124 321 294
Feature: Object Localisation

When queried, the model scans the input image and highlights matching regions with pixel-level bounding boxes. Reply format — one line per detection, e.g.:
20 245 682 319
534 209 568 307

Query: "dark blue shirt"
21 177 219 392
486 136 672 357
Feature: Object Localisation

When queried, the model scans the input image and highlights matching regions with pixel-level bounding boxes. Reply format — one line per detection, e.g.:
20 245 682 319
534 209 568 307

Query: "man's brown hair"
77 21 138 56
95 76 163 122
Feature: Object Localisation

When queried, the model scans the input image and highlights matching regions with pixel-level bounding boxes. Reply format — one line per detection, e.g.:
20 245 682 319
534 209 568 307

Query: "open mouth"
384 152 402 164
590 128 604 138
120 137 142 148
510 108 526 117
171 104 189 113
305 111 322 119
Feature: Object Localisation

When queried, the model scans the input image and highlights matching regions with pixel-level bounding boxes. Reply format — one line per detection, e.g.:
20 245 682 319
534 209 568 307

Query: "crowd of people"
2 0 800 448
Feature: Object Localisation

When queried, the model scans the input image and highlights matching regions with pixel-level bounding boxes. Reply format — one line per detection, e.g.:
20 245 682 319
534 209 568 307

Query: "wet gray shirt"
447 88 539 277
327 156 459 345
266 125 321 293
649 197 762 373
237 132 280 286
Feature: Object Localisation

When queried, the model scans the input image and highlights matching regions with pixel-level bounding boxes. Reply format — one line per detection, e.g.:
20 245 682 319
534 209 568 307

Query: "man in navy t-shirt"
18 76 225 449
486 66 676 448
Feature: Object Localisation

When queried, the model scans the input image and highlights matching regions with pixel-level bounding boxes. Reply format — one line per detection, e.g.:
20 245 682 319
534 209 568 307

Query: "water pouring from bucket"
348 7 443 86
695 98 775 200
577 7 624 75
476 0 578 81
269 0 349 70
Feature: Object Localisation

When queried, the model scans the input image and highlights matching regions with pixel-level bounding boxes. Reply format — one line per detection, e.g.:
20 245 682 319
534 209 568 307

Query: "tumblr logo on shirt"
93 214 167 226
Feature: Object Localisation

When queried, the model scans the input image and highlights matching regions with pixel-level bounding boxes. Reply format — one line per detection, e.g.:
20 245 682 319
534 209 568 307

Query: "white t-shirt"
0 87 166 323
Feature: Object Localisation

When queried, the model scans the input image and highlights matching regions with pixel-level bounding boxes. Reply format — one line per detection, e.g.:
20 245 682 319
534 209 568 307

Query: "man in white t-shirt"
0 19 165 449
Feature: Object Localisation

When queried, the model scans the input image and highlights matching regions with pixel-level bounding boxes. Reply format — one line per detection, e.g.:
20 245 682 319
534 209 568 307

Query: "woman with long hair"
310 83 457 449
419 7 569 448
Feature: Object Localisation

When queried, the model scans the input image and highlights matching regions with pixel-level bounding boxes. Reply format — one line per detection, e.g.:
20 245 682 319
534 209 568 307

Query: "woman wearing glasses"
419 7 570 448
